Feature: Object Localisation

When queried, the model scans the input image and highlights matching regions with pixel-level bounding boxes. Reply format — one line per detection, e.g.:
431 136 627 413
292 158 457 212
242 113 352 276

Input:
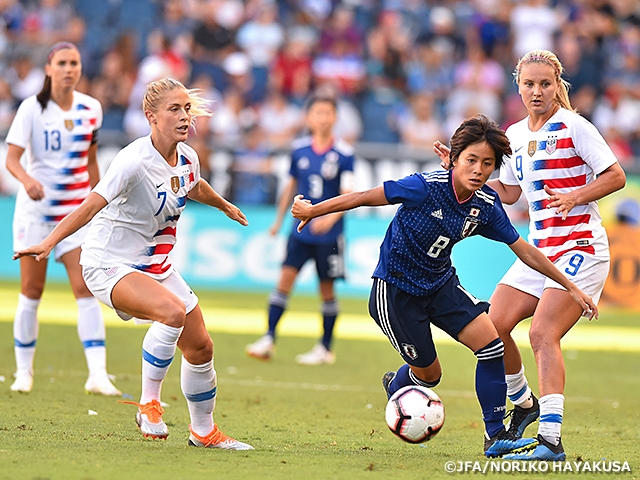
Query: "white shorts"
82 265 199 322
498 252 610 304
13 220 88 262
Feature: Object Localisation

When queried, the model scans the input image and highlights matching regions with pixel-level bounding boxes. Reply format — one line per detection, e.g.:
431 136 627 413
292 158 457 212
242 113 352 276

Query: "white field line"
0 296 638 352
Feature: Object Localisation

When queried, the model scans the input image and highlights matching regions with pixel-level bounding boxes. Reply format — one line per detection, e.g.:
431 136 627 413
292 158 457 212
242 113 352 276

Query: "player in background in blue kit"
245 93 355 365
292 114 598 456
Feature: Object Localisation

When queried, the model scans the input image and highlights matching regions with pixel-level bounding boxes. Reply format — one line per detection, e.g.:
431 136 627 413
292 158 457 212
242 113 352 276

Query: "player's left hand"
223 202 248 226
568 285 599 320
544 185 578 220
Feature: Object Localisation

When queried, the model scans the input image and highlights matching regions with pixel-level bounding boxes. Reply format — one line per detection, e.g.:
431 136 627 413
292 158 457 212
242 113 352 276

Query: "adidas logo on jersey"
431 209 443 220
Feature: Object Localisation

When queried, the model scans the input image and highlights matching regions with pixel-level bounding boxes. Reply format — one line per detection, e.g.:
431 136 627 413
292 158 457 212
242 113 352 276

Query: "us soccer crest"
545 135 557 155
64 119 74 131
528 140 537 157
170 176 180 193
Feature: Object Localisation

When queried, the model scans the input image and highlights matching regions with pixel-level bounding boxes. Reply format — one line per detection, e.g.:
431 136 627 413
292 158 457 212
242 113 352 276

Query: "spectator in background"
318 5 362 55
211 87 256 147
406 38 454 115
270 30 314 103
189 2 237 89
5 51 45 103
222 51 263 104
0 78 15 133
510 0 559 59
90 50 134 133
154 0 194 57
258 88 303 150
229 123 276 205
397 92 443 151
237 1 284 67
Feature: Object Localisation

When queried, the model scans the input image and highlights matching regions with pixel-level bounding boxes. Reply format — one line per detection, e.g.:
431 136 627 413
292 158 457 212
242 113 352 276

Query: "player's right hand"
13 243 52 262
24 177 45 201
291 195 312 232
433 141 451 169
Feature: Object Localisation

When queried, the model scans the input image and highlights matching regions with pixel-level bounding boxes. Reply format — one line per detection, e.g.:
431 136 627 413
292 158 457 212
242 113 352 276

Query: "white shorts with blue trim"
82 265 198 322
498 251 609 304
13 220 89 262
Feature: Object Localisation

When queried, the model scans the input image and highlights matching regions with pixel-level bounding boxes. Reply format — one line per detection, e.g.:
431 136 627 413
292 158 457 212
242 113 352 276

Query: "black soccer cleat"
381 371 396 399
484 428 537 458
505 394 540 439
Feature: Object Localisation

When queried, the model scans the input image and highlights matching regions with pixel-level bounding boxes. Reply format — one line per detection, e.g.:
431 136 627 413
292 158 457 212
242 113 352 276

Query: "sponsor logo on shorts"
401 343 419 360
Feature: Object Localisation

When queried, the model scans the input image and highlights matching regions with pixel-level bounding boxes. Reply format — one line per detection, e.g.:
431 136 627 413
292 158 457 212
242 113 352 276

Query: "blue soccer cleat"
505 394 540 438
484 428 538 458
381 371 396 399
504 435 566 461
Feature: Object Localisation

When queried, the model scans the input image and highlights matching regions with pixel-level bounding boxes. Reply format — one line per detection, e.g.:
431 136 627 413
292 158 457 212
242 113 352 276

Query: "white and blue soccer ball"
385 385 445 443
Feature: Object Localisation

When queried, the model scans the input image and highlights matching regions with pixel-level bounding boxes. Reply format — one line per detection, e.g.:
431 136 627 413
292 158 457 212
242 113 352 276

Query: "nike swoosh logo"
156 183 164 188
515 146 523 152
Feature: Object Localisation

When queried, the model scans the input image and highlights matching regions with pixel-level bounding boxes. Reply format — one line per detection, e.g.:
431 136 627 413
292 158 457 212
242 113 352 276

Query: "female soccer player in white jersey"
292 114 598 457
434 50 626 461
13 78 254 450
5 42 120 396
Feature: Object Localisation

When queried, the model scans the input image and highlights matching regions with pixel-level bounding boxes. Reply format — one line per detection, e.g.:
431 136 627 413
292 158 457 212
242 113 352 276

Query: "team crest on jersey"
64 119 74 131
461 218 480 238
326 151 339 163
401 343 418 360
545 136 557 155
321 160 338 179
469 207 480 217
170 176 180 193
298 157 310 169
528 140 537 157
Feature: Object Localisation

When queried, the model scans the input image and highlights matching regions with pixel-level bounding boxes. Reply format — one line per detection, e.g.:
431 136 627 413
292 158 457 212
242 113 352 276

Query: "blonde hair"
142 78 212 130
514 50 574 112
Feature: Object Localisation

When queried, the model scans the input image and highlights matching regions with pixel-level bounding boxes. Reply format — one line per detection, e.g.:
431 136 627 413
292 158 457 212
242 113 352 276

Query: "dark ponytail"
36 76 52 111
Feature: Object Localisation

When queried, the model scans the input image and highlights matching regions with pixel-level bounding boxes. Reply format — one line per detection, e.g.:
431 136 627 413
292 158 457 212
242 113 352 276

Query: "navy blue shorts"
283 234 345 280
368 275 490 368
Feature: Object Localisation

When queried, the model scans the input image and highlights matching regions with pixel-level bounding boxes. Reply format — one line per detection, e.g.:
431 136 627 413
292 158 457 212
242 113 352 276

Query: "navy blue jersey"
289 136 355 244
373 170 520 296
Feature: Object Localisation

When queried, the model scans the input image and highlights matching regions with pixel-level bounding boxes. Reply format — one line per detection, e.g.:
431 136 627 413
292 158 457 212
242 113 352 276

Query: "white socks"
13 294 40 376
538 394 564 445
506 364 534 408
181 356 217 436
76 296 108 378
140 322 183 404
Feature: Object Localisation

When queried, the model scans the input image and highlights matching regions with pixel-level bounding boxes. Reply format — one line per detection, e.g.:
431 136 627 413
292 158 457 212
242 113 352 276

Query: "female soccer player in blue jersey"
245 93 354 365
292 114 598 457
5 42 119 396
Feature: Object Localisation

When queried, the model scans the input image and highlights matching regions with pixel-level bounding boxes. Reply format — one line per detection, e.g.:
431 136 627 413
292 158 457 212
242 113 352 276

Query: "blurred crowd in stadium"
0 0 638 203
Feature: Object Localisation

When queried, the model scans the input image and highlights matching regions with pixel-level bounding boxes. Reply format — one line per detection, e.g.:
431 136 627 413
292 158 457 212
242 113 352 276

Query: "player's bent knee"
159 301 187 328
182 337 213 364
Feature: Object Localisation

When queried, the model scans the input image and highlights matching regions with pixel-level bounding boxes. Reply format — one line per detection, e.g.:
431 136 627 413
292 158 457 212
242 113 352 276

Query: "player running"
292 114 598 457
6 42 119 396
245 93 354 365
434 50 626 461
13 78 253 450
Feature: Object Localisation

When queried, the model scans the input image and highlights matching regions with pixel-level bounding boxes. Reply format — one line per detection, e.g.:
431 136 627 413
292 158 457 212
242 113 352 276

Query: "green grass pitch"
0 281 638 479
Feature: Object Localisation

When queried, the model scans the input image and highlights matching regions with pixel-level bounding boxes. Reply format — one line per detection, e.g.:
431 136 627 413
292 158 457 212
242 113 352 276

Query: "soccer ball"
385 385 445 443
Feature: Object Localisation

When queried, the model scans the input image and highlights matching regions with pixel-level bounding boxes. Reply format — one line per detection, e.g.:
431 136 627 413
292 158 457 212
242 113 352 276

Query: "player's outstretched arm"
188 178 248 226
269 177 297 235
13 192 108 262
292 186 388 232
508 237 598 319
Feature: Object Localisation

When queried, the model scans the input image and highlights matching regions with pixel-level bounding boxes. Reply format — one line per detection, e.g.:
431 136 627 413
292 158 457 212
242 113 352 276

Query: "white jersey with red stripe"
6 92 102 223
500 108 617 262
80 135 200 280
